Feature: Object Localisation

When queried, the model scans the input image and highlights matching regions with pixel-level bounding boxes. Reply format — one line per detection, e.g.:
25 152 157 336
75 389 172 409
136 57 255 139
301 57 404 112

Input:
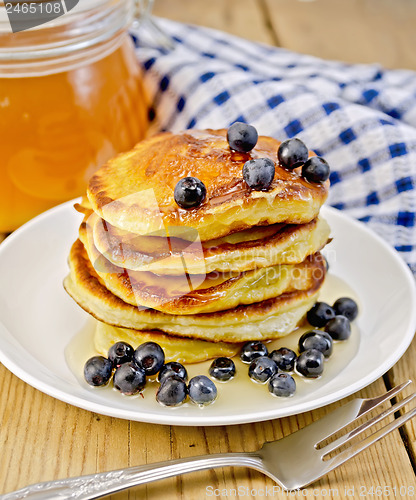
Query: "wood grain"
2 2 416 498
265 0 416 69
386 336 416 467
1 365 415 499
154 0 416 70
152 0 276 45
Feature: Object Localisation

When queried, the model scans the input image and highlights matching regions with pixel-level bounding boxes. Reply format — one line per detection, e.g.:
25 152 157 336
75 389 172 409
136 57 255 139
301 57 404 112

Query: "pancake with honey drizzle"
89 207 330 275
87 129 329 242
63 239 325 342
94 322 243 364
80 219 325 315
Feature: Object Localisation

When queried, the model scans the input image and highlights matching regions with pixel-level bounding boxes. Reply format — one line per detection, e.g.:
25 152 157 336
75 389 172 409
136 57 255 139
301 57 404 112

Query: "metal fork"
3 381 416 500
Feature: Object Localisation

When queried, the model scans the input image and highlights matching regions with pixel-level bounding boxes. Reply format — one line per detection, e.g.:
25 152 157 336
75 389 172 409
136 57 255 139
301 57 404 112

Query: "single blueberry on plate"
325 315 352 341
188 375 218 406
84 356 113 387
113 362 146 395
156 375 188 406
227 122 258 152
249 356 278 383
243 158 275 191
269 347 297 371
158 362 188 383
108 341 134 368
299 330 333 358
268 372 296 397
209 357 236 381
296 349 324 378
302 156 330 183
277 138 308 170
174 177 206 209
333 297 358 322
307 301 335 327
133 342 165 376
240 341 268 363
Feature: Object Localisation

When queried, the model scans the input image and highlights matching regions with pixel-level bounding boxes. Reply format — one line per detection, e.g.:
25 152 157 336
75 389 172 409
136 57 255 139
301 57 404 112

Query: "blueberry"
248 356 278 383
108 341 134 368
84 356 113 387
113 362 146 395
302 157 330 183
156 375 188 406
133 342 165 376
307 302 335 327
174 177 206 209
268 373 296 397
209 357 236 381
325 315 351 341
278 138 308 170
296 349 324 378
269 347 297 371
227 122 258 153
243 158 275 191
333 297 358 322
188 375 218 406
299 330 333 358
158 362 188 383
240 341 268 363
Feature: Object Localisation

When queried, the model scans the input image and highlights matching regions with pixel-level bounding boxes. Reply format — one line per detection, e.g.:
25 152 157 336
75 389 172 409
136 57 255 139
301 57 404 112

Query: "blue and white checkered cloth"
131 18 416 275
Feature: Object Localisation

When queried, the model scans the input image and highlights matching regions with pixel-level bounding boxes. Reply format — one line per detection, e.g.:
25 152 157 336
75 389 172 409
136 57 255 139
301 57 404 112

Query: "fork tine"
354 381 412 419
320 391 416 455
320 405 416 480
289 381 411 447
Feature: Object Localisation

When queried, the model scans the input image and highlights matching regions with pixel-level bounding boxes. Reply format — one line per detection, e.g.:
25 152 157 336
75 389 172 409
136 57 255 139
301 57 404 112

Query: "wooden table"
2 2 416 498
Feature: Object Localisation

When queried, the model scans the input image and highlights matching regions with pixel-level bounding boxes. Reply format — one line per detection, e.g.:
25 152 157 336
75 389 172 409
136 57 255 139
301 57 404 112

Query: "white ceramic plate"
0 201 415 426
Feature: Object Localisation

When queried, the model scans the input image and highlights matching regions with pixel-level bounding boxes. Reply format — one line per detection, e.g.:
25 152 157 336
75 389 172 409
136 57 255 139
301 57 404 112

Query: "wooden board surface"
2 367 416 499
2 0 416 498
152 0 277 45
265 0 416 69
153 0 416 69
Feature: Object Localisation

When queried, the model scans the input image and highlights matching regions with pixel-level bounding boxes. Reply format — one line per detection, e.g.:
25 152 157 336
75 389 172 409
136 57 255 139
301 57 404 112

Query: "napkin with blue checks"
131 18 416 275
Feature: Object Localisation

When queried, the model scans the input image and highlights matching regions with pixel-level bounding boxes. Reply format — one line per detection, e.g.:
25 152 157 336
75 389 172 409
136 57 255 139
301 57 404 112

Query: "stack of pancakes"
64 129 330 363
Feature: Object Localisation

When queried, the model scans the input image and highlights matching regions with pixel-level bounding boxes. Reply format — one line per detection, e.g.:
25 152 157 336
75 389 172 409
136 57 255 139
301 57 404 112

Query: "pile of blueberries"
84 295 358 407
84 342 218 407
240 296 358 397
174 122 330 209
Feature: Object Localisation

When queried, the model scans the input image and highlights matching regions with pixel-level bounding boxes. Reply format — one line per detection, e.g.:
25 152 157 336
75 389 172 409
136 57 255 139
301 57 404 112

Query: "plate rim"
0 200 415 426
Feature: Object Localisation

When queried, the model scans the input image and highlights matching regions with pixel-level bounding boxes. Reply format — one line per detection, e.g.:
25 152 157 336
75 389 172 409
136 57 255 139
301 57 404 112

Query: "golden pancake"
80 218 325 314
94 322 243 364
87 129 329 241
89 207 330 274
63 239 325 342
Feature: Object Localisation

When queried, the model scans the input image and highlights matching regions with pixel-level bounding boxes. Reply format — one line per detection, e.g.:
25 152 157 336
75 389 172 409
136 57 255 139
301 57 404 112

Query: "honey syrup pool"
65 273 360 410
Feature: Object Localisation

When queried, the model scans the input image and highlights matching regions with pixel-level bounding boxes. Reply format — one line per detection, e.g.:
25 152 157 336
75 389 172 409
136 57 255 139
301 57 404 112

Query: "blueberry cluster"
83 341 218 407
239 341 297 397
307 296 358 340
278 138 330 184
173 124 331 209
238 296 358 396
228 122 330 190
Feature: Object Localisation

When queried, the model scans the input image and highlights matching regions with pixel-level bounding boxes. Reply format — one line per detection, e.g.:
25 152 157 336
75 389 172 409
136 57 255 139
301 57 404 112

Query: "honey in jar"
0 0 149 231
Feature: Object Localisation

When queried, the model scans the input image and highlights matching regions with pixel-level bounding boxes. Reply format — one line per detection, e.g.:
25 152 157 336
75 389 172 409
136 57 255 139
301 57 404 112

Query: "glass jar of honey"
0 0 150 231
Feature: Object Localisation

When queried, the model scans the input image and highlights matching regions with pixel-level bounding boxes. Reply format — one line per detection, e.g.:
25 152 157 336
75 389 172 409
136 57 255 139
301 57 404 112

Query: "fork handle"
3 452 264 500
